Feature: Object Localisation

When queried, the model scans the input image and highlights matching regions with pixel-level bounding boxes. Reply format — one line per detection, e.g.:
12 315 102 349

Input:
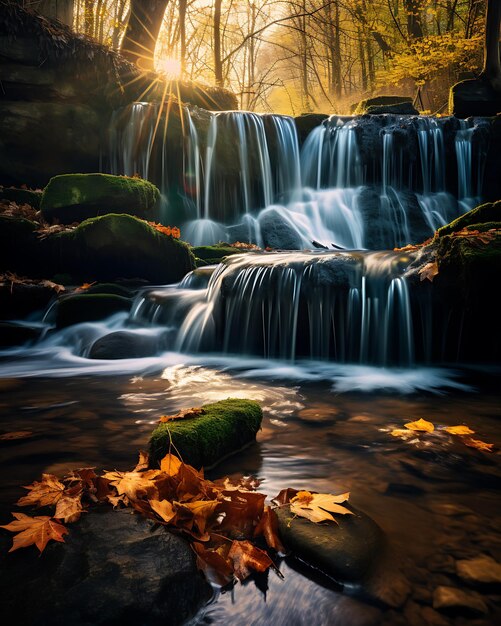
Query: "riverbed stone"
0 509 211 626
432 585 489 615
149 398 263 469
275 504 383 583
456 555 501 586
88 330 162 360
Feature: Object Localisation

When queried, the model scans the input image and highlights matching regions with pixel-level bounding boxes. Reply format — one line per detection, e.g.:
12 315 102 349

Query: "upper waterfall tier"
108 107 491 248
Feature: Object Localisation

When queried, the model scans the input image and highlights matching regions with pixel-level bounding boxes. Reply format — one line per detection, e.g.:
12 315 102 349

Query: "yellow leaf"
444 425 475 436
462 437 494 453
160 453 182 476
419 261 439 282
290 491 353 524
390 428 415 439
404 418 434 433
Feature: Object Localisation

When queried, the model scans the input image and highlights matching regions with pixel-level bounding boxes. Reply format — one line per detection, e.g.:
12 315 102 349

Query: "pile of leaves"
0 200 39 222
147 222 181 239
391 418 495 452
0 448 354 586
229 242 261 250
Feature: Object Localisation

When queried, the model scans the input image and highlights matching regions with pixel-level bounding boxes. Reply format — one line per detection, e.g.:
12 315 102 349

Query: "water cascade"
109 108 490 249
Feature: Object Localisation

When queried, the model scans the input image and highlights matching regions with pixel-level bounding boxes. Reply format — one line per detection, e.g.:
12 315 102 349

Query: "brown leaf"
102 469 160 501
228 539 273 581
17 473 66 508
149 499 177 523
134 450 150 472
0 512 68 553
461 437 495 452
254 506 285 553
219 490 266 538
159 407 205 423
419 261 439 282
272 487 299 506
160 453 183 476
55 494 83 523
193 542 234 586
182 500 220 535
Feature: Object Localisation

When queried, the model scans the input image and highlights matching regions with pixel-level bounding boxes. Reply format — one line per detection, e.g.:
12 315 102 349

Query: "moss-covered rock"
191 243 241 265
49 214 195 284
149 399 263 469
41 174 160 224
436 200 501 237
0 187 42 208
276 504 383 583
354 96 417 115
55 293 131 328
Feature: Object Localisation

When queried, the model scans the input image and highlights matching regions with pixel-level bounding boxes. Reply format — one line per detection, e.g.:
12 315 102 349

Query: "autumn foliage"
147 222 181 238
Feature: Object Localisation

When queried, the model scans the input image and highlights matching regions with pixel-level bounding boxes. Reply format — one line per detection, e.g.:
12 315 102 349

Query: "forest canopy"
30 1 491 114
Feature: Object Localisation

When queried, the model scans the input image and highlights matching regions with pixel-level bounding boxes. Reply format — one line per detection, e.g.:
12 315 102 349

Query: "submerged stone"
88 330 163 360
456 555 501 585
275 504 383 583
433 585 489 615
149 399 263 469
41 173 160 224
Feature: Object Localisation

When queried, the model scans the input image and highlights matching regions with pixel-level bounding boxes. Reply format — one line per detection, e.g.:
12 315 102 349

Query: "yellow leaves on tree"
0 512 68 553
289 491 353 524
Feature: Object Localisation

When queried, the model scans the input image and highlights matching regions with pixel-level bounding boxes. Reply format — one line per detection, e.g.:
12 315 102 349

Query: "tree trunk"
121 0 170 70
214 0 223 87
481 0 501 92
403 0 424 39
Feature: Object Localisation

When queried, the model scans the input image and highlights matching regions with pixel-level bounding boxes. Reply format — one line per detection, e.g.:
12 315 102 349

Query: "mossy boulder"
436 200 501 237
192 243 241 266
276 505 383 583
55 293 131 328
149 399 263 469
0 186 42 208
354 96 418 115
40 174 160 224
49 214 195 284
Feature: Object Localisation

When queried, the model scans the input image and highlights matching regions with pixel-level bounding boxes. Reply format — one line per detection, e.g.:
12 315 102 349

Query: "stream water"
0 362 500 625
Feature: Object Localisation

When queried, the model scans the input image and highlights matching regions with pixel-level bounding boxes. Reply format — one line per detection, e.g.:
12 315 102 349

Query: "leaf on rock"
272 487 299 506
149 499 177 523
419 261 439 282
0 512 68 553
228 539 273 581
254 506 285 553
182 500 220 535
404 418 435 432
289 491 353 524
17 473 66 508
159 407 205 423
102 469 160 501
444 425 475 436
159 453 183 476
461 437 494 452
193 542 234 586
55 494 84 523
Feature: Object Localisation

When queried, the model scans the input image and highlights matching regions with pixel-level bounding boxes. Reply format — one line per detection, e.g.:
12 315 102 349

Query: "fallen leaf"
272 487 299 506
461 437 494 452
102 469 160 501
149 499 176 523
290 491 353 524
404 418 435 433
193 542 234 586
55 494 83 523
0 512 68 553
134 450 150 472
390 428 416 439
160 453 182 476
444 425 475 436
159 407 205 423
17 474 66 508
254 506 285 553
182 499 220 535
228 539 273 581
419 261 439 282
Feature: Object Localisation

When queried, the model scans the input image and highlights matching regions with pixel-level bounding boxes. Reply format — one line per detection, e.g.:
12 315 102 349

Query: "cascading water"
109 108 489 250
129 251 417 367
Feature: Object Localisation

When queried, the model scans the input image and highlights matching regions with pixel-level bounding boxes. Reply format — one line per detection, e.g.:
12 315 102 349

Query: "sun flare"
156 56 182 80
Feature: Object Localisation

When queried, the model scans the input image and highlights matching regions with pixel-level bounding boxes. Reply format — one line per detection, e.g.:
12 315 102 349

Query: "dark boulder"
450 78 501 118
55 294 131 329
354 96 418 115
0 321 41 347
294 113 329 144
88 330 162 360
0 509 211 626
0 186 42 208
258 207 304 250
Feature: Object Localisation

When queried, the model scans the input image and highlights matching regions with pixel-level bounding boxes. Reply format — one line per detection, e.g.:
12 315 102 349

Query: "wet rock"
428 554 456 575
420 606 452 626
365 569 412 609
0 280 58 320
258 207 304 250
450 78 501 118
412 585 433 605
55 294 131 328
0 322 41 347
433 586 489 615
329 596 382 626
88 331 163 360
275 504 383 583
0 509 211 626
294 113 329 144
353 96 417 115
456 555 501 586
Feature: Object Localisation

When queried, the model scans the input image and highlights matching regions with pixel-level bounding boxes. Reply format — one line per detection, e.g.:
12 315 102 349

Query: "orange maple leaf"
0 512 68 553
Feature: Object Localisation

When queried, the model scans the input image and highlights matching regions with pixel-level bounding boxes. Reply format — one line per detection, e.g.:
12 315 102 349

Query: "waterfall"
130 251 416 366
108 107 490 249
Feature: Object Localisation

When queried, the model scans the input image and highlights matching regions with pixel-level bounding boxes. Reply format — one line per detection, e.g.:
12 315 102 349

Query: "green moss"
55 293 131 328
0 187 42 208
50 213 195 283
191 243 241 265
437 201 501 237
149 398 263 469
354 96 416 115
40 174 160 224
